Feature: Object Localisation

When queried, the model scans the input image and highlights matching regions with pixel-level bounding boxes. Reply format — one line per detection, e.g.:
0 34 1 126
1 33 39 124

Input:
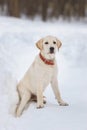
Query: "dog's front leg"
36 85 44 108
51 77 68 106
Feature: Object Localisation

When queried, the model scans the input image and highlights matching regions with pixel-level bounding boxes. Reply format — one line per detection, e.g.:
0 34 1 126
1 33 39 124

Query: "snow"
0 16 87 130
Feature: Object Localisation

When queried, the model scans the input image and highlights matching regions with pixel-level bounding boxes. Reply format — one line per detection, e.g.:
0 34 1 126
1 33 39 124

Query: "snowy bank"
0 17 87 130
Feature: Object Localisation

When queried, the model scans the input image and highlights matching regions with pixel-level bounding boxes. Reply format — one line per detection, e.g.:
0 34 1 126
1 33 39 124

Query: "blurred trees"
0 0 87 21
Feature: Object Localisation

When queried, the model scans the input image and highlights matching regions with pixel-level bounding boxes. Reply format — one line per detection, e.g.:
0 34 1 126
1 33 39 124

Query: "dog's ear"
56 38 62 50
36 38 43 50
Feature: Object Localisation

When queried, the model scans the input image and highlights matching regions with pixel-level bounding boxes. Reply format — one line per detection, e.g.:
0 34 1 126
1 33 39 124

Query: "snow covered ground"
0 16 87 130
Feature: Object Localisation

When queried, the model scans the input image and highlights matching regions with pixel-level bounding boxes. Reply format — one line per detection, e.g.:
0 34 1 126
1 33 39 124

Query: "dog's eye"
45 42 49 44
53 41 56 44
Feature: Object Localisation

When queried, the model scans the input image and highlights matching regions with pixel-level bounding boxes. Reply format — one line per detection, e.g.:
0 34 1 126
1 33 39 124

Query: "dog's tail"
6 73 19 116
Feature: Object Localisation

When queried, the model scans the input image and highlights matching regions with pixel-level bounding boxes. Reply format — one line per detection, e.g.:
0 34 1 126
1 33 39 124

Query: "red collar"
39 53 54 65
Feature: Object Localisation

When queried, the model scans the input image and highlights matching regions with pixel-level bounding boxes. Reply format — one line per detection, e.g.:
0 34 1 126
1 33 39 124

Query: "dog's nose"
50 47 54 53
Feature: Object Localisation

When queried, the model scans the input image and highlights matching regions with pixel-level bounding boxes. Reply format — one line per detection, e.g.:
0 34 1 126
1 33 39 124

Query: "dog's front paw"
15 111 21 117
58 100 69 106
37 103 44 109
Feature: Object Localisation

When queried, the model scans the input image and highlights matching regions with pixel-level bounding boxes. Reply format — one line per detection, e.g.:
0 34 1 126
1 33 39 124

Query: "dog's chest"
43 67 53 80
28 56 57 92
39 66 54 89
36 56 56 84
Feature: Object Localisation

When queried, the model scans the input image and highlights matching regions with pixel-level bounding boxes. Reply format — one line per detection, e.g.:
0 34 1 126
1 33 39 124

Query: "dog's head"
36 36 62 60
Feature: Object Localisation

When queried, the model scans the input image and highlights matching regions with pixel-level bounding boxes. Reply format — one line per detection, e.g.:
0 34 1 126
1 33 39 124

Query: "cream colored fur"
16 36 68 117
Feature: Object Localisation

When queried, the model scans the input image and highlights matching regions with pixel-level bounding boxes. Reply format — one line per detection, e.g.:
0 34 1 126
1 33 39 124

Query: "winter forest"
0 0 87 21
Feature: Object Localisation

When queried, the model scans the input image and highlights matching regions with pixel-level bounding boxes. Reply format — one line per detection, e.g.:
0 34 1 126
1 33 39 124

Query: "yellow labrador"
16 36 68 117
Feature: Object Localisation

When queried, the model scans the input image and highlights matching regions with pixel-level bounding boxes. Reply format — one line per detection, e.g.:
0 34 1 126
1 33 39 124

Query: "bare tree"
0 0 5 11
78 0 86 17
7 0 20 17
41 0 49 21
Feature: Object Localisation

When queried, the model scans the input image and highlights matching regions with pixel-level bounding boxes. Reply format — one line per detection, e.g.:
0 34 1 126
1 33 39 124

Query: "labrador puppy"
16 35 68 117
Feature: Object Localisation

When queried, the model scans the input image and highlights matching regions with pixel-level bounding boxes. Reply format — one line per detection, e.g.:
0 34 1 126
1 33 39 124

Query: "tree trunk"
7 0 20 17
41 0 48 21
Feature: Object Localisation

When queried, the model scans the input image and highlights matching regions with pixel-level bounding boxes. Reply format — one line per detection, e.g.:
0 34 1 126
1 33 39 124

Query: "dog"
15 35 68 117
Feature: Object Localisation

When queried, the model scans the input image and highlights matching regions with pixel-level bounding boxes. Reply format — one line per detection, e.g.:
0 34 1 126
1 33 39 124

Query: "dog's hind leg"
16 90 31 117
